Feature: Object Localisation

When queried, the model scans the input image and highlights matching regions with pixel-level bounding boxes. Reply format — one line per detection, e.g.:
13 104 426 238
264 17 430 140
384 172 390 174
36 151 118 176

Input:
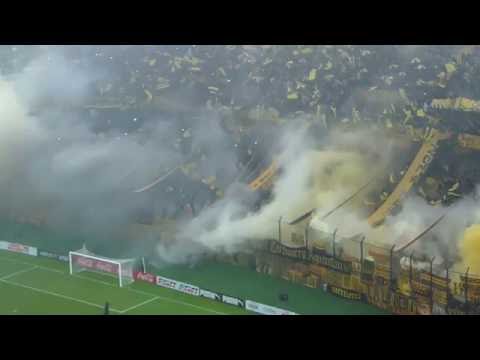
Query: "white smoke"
3 45 480 272
0 46 244 257
173 123 396 256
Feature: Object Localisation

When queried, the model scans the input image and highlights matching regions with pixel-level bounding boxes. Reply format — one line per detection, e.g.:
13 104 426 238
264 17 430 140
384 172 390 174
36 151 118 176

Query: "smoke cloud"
0 46 244 257
2 45 480 275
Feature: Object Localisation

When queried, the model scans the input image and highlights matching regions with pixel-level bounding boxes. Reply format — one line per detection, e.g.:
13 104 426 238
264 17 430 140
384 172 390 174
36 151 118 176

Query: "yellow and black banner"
361 272 374 283
327 284 364 302
269 240 308 261
268 240 352 274
419 272 449 290
390 291 417 314
433 289 448 306
310 252 353 274
411 279 431 297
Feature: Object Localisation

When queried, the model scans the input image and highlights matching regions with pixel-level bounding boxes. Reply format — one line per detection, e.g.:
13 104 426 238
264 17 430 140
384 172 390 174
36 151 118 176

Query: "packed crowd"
3 45 480 220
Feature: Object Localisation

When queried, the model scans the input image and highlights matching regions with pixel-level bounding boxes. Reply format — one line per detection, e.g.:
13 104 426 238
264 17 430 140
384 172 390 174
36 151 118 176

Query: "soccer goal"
69 246 136 287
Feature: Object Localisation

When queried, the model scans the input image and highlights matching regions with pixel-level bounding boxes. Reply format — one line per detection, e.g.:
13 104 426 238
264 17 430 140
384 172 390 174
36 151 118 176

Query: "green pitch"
0 219 386 315
0 250 247 315
151 261 387 315
0 250 386 315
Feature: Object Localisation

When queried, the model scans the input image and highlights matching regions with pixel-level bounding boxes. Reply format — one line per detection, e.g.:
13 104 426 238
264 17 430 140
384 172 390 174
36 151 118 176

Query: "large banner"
268 240 353 274
269 240 309 261
420 272 449 290
310 252 352 274
156 276 200 296
0 241 38 257
245 300 297 315
327 284 363 301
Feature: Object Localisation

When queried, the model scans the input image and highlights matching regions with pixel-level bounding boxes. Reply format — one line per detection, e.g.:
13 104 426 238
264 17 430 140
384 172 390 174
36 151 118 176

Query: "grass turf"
152 261 388 315
0 220 387 315
0 250 247 315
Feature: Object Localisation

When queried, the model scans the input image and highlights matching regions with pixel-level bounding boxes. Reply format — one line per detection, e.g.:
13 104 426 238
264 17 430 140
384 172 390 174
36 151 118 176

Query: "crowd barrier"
254 232 480 315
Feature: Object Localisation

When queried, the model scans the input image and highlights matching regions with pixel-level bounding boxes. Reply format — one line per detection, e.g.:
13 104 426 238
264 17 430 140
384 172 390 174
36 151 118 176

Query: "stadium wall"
227 238 479 315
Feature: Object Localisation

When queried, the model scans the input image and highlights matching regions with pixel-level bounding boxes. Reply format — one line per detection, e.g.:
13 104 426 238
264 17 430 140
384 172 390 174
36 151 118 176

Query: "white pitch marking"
150 295 227 315
0 278 122 313
121 296 160 313
0 266 38 280
1 253 228 315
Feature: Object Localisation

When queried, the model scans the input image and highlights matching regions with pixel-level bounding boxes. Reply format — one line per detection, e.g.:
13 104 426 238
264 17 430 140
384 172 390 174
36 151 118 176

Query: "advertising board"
2 241 38 256
245 300 296 315
156 276 200 296
222 295 244 308
199 289 222 301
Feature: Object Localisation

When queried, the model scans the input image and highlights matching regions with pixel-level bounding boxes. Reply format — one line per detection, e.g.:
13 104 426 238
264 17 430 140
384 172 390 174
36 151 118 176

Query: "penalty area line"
152 295 227 315
0 278 122 313
121 296 160 314
0 253 228 315
0 265 38 280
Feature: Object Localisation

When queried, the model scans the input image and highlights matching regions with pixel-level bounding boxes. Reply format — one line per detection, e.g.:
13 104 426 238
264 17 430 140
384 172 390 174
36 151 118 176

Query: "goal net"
69 246 136 287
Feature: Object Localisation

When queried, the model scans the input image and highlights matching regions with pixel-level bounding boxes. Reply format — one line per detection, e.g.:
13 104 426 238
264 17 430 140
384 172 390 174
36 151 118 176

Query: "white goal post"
69 246 136 287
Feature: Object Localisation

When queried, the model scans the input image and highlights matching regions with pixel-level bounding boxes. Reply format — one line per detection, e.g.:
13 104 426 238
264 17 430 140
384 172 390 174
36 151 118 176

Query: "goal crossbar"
69 248 136 287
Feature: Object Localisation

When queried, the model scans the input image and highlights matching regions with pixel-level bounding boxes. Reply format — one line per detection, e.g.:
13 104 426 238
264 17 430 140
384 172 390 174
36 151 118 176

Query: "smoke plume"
2 45 480 275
